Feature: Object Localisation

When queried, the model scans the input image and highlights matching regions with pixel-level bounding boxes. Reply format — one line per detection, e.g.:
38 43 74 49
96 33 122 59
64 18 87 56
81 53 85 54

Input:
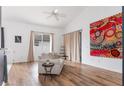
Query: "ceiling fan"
43 9 66 21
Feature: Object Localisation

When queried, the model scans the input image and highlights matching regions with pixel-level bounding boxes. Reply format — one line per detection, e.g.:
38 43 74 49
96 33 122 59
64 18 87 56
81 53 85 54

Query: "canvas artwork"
15 36 22 43
90 13 122 58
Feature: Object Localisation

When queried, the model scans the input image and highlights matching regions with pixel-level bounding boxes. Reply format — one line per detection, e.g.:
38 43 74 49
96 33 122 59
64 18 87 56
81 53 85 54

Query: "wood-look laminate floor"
7 61 122 86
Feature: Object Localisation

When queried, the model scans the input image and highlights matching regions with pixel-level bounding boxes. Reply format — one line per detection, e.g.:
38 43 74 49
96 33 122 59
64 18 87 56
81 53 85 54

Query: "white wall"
2 21 63 63
65 6 122 73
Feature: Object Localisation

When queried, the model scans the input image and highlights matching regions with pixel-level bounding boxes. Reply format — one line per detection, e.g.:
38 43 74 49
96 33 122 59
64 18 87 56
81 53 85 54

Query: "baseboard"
12 61 38 64
81 62 122 74
12 61 29 63
2 82 9 86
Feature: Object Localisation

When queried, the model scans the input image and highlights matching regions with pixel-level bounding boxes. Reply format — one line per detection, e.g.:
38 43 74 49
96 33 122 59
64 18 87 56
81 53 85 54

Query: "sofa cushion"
41 53 61 59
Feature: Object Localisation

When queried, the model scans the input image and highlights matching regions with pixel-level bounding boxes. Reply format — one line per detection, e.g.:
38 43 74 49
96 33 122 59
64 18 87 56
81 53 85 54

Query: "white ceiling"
2 6 85 28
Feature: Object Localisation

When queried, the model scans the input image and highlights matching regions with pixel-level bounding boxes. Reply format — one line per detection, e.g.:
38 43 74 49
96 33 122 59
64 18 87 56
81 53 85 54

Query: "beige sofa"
38 53 64 75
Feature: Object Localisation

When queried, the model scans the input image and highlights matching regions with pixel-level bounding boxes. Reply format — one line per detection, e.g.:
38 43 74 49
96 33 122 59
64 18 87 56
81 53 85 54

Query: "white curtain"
51 33 54 52
64 34 71 60
64 31 81 62
27 31 34 62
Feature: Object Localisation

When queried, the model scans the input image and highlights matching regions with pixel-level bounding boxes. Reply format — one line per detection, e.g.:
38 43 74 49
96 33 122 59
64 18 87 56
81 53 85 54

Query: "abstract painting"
90 13 122 58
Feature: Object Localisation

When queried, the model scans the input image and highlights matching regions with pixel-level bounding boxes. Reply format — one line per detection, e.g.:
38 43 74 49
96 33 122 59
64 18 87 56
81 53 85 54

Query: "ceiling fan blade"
43 11 52 14
46 14 53 19
57 13 66 17
55 15 59 21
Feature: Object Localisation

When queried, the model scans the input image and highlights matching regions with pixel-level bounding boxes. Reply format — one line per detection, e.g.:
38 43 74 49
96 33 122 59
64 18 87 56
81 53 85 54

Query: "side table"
42 62 54 80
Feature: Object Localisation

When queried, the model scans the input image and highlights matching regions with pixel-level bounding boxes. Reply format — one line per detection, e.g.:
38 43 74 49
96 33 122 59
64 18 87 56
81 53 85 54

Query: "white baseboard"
2 82 9 86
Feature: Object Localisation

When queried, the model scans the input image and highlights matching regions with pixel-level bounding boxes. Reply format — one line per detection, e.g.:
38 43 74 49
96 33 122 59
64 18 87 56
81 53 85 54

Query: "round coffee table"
42 62 54 80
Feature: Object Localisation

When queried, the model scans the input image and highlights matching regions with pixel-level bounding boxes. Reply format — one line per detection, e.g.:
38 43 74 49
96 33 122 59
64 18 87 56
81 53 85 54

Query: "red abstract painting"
90 13 122 58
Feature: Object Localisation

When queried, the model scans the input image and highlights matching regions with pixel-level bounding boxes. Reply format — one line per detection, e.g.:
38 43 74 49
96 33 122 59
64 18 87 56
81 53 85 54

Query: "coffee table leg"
50 66 53 80
44 67 47 81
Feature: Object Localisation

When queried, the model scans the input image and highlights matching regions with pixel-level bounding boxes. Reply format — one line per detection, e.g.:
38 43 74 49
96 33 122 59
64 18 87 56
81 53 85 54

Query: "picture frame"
15 36 22 43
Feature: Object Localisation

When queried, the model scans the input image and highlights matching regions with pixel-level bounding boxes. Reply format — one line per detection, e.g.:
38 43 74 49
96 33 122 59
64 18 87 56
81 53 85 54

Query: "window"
34 33 52 61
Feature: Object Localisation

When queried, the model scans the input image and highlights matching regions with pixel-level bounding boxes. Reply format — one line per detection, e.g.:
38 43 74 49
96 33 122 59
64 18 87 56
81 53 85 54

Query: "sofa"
38 53 64 75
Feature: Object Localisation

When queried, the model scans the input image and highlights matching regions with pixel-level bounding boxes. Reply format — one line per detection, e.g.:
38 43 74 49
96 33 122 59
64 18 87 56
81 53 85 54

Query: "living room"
0 6 122 86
